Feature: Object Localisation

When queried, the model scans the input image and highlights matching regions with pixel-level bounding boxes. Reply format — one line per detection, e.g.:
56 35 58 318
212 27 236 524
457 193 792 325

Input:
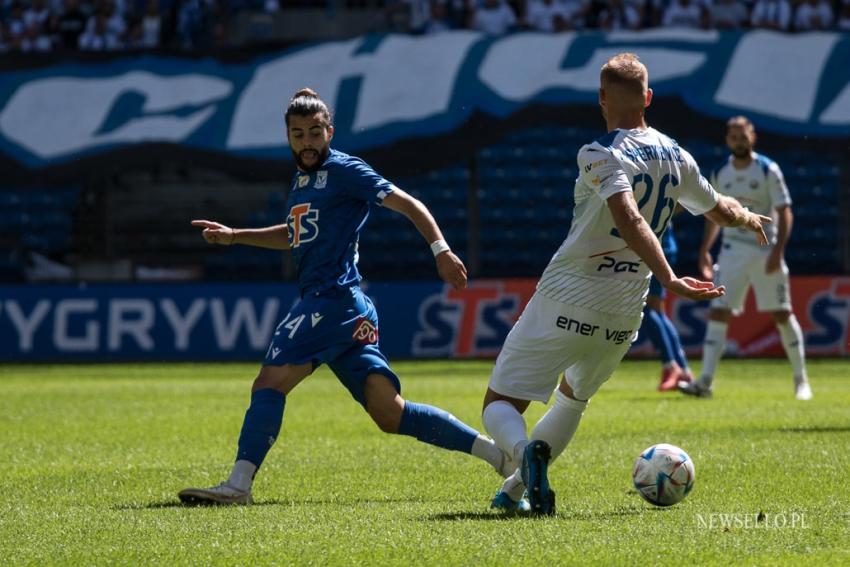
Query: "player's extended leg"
771 310 812 400
362 373 512 476
641 297 675 364
178 362 313 505
515 379 586 516
481 390 533 512
641 295 690 391
660 311 691 377
482 389 532 467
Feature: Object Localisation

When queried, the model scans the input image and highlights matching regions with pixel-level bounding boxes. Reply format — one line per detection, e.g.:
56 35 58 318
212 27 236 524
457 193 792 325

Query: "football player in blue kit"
639 221 696 391
179 88 511 505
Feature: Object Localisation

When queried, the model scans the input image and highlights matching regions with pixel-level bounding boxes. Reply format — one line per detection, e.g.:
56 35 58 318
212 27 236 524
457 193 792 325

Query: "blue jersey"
286 149 396 296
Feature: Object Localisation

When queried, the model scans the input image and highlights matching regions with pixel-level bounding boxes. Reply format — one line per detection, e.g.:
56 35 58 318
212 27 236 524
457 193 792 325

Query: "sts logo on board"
412 281 535 358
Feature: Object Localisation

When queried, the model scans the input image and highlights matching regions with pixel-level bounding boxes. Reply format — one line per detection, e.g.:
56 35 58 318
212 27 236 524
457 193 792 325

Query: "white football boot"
178 482 252 505
794 379 813 401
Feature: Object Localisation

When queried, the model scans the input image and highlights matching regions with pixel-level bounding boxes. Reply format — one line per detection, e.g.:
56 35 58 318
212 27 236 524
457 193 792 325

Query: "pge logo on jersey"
287 203 320 247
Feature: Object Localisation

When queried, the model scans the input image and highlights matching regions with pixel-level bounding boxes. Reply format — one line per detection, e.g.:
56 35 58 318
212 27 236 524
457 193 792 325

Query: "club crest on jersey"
352 317 378 345
287 203 320 247
297 175 310 189
750 180 759 189
314 170 328 189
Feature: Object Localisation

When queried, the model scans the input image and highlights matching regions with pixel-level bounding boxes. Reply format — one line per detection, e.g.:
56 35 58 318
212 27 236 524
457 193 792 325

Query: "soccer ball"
632 443 695 507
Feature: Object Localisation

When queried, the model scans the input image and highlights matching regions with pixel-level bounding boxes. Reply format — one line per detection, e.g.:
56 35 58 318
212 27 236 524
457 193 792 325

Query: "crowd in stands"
0 0 847 54
389 0 850 35
0 0 230 52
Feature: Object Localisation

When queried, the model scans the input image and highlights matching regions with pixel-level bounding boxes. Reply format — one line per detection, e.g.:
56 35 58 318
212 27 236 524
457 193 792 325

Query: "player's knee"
251 364 308 393
251 372 276 391
369 408 401 434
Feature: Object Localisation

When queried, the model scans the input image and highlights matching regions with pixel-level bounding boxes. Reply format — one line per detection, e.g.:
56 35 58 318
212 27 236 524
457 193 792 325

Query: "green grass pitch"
1 359 848 565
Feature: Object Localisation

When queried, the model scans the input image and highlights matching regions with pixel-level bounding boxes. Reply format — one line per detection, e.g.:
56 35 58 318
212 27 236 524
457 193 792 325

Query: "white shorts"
710 243 792 315
488 292 642 403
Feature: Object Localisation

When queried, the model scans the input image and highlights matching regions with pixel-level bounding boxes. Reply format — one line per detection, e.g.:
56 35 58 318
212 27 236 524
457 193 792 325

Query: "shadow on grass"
115 496 429 510
779 426 850 433
427 507 645 522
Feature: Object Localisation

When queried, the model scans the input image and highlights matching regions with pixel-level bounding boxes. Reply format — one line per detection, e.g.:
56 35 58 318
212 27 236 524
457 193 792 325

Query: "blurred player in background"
639 220 695 391
679 116 812 400
481 53 771 515
179 88 512 505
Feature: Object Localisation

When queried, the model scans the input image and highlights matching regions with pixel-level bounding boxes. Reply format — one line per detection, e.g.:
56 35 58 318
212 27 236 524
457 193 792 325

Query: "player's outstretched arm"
608 192 725 302
190 220 291 250
382 189 467 290
703 195 772 245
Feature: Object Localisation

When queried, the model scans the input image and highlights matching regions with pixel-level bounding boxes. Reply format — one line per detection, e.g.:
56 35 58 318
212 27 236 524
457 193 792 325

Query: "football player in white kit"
481 53 772 515
679 117 813 401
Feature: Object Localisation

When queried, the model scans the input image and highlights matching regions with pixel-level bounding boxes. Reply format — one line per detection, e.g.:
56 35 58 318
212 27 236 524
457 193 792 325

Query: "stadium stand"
0 187 78 281
229 124 845 281
2 0 849 54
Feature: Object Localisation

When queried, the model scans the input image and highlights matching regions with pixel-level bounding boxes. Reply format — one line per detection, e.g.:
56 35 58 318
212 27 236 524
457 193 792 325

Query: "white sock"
482 400 529 463
471 435 509 476
227 459 257 492
500 469 526 502
530 390 588 464
700 321 728 387
777 315 808 382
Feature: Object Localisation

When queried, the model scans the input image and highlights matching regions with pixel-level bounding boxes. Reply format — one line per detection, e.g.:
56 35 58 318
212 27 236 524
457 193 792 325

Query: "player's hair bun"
285 87 331 126
292 88 320 101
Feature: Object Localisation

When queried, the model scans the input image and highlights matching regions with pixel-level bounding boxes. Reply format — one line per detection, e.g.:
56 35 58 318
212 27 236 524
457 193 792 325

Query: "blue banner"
2 278 849 361
0 282 446 361
0 280 531 361
0 30 848 168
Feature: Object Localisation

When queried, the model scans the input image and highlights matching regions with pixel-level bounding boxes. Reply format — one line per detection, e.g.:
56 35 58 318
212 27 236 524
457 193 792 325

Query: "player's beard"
731 146 751 159
293 145 329 172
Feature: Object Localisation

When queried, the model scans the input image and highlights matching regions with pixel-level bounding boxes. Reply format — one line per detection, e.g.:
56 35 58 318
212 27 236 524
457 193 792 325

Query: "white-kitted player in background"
481 52 772 515
680 116 812 401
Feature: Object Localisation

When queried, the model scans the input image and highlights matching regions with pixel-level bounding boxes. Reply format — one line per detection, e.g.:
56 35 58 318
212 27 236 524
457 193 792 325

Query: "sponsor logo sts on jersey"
287 203 320 248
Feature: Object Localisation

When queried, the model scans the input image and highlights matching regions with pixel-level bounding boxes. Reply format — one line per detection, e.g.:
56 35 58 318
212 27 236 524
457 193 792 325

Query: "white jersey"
710 153 791 249
537 127 718 316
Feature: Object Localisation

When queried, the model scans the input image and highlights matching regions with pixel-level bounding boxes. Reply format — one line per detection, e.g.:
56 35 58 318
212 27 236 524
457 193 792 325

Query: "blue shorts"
263 285 400 407
648 250 678 299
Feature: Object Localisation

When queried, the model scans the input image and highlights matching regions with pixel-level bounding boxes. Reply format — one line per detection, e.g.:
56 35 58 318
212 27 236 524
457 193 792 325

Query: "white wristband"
430 239 451 257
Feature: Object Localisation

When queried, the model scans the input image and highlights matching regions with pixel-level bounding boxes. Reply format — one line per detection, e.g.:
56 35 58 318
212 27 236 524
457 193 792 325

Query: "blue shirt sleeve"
336 156 396 205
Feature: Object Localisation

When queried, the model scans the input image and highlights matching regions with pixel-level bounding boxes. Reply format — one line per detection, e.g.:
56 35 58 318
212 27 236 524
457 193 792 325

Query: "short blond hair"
726 115 755 135
600 53 648 102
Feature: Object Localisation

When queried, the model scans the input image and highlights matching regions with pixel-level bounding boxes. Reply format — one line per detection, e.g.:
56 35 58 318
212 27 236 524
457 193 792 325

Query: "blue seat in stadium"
0 211 28 229
0 192 22 209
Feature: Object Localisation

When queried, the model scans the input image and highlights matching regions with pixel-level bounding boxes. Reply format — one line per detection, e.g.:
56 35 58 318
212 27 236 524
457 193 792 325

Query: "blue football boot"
490 490 532 514
521 440 555 516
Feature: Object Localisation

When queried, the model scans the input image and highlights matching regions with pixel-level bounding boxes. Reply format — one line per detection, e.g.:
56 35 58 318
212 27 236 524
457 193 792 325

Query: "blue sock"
398 401 478 454
641 306 675 365
236 388 286 468
660 313 689 370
